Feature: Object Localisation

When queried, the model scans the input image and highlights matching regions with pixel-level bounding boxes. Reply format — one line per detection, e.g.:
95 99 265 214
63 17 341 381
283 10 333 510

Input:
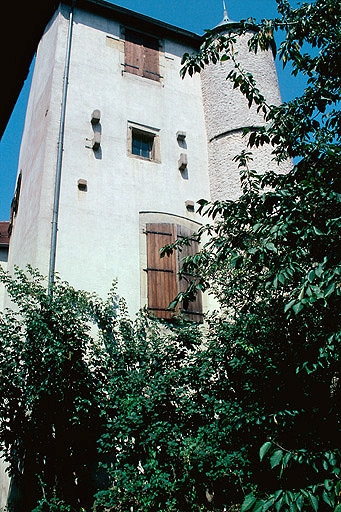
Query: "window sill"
122 68 164 87
127 152 161 164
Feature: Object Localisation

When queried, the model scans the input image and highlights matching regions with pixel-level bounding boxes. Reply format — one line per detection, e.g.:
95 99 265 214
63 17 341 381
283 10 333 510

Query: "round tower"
201 9 282 201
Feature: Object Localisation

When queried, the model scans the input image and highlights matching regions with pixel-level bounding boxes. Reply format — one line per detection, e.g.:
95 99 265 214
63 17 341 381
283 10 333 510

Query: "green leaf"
260 441 272 461
263 497 275 511
241 494 257 512
324 479 333 491
270 450 284 468
308 269 316 283
308 492 318 512
254 501 266 512
253 223 262 232
278 273 286 284
289 502 297 512
322 490 334 507
324 283 335 298
298 286 305 301
292 302 304 315
284 299 296 312
296 494 304 511
275 497 284 512
315 266 323 277
266 242 276 252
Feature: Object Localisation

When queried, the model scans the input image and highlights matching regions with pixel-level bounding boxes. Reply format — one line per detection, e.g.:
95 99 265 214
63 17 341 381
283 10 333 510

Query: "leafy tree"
0 267 111 512
165 0 341 509
1 0 340 511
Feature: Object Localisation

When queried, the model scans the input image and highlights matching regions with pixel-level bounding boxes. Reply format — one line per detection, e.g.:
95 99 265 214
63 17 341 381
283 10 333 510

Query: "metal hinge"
144 230 173 236
144 268 174 273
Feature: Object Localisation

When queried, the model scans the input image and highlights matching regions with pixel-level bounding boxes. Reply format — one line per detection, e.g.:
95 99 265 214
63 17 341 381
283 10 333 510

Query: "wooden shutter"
0 222 10 246
125 28 143 77
142 34 160 81
146 223 177 319
125 29 160 81
177 225 203 322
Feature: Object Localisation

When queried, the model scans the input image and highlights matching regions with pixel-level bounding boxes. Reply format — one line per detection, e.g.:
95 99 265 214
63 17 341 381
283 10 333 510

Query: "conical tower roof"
213 0 236 30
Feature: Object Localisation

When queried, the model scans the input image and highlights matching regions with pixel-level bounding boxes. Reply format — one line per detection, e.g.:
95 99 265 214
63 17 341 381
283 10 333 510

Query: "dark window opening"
132 130 154 159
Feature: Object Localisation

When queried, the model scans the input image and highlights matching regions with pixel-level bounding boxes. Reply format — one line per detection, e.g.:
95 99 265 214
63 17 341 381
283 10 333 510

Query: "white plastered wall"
0 248 8 312
52 7 211 314
6 6 70 298
7 5 211 316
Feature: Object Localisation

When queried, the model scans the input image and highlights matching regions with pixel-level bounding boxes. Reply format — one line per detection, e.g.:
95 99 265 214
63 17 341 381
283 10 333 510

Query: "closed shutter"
143 34 160 81
146 223 177 319
177 225 203 322
125 29 160 81
125 28 143 77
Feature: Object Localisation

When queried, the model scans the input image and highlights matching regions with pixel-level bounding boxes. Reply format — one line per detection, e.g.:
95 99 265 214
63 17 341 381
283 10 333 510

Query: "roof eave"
64 0 202 48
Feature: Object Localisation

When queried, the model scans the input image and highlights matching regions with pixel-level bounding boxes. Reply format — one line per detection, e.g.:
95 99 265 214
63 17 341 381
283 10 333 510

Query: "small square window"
132 129 154 159
128 123 161 163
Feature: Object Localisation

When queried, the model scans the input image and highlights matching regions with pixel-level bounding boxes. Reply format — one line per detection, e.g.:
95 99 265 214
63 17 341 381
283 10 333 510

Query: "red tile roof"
0 222 10 246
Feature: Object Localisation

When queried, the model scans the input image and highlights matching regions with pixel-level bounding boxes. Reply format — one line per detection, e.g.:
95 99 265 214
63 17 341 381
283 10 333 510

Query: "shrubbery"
1 0 340 510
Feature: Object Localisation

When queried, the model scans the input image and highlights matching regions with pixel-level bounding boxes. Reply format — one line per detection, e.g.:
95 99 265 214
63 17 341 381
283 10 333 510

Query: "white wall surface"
7 7 70 291
7 7 288 318
52 7 210 313
0 458 9 511
0 248 8 311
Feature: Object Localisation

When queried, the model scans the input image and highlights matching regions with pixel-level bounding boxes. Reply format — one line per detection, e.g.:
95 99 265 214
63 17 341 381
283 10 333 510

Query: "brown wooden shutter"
142 34 160 81
146 223 177 319
177 225 203 322
125 29 160 81
125 28 143 77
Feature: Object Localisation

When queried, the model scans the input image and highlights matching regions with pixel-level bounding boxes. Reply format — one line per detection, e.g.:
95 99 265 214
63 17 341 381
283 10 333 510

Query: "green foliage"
94 298 340 511
242 443 341 512
178 0 341 509
1 0 341 511
0 266 111 511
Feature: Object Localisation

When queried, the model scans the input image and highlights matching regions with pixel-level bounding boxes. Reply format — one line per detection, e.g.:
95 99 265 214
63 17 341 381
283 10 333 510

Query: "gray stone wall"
201 30 285 201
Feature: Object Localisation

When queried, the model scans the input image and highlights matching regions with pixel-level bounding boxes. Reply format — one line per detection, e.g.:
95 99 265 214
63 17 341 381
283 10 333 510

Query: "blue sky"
0 0 303 220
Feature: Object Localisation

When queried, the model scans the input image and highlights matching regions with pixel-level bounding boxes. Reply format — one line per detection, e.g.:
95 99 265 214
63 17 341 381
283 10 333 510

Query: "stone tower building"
1 2 284 506
5 0 282 319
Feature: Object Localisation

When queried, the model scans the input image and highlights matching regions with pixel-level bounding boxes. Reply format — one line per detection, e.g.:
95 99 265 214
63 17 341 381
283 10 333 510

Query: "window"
124 28 160 81
132 129 154 159
145 222 203 322
128 123 160 162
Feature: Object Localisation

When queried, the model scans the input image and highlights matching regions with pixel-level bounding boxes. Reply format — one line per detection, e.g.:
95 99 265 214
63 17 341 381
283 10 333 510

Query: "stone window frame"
120 26 165 83
139 211 205 321
127 121 161 163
